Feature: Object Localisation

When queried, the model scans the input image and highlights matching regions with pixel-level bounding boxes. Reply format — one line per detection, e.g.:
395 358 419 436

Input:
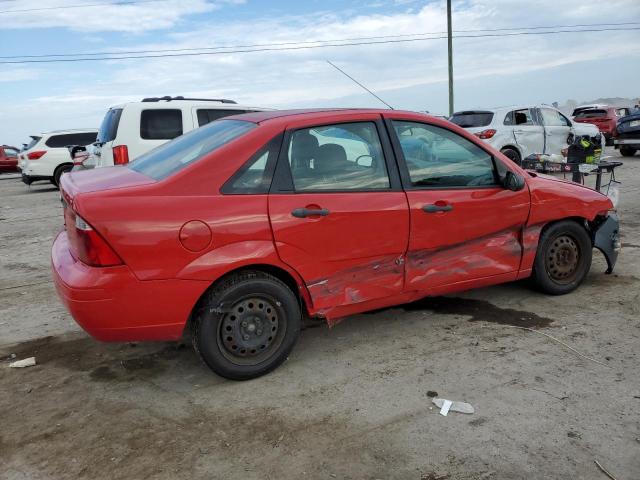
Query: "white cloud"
0 0 245 33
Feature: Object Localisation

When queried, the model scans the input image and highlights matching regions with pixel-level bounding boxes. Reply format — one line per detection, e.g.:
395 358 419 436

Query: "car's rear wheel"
192 270 301 380
52 164 73 188
620 146 637 157
501 147 521 165
531 221 592 295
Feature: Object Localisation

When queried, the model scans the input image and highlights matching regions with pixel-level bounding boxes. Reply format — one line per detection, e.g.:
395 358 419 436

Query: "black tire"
192 270 301 380
531 221 592 295
52 164 73 188
501 147 521 165
620 146 637 157
605 136 614 147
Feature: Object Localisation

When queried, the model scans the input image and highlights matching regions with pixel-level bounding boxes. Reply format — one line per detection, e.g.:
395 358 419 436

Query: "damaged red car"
52 109 620 379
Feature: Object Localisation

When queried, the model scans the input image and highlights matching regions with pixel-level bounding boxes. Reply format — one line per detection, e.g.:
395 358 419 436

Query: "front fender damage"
592 213 620 274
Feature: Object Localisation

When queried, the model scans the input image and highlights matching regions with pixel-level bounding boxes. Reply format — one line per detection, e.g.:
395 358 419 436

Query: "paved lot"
1 150 639 480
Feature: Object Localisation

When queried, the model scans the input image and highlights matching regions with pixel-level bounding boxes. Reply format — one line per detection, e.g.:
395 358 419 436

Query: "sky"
1 0 639 146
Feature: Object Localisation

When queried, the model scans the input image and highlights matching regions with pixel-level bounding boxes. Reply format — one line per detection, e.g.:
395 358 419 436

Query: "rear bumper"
51 231 208 342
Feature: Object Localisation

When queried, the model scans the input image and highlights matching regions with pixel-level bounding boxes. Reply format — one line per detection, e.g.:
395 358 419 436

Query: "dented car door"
387 118 530 293
268 117 409 314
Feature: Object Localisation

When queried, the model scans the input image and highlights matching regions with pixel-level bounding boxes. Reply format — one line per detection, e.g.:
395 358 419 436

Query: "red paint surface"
52 109 615 341
0 146 19 172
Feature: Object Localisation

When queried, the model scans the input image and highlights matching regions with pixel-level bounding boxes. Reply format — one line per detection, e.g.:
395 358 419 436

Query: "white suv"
83 96 269 169
19 129 98 187
450 105 602 164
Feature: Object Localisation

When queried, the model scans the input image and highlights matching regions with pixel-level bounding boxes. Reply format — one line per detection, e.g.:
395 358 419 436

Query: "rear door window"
505 109 536 125
197 109 251 126
45 133 97 148
450 112 494 128
140 109 183 140
97 108 123 143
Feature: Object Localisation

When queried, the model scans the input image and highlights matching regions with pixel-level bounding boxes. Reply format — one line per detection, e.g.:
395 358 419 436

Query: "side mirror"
504 171 525 191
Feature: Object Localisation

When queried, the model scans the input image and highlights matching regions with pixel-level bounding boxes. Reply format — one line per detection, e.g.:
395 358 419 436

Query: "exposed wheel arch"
500 145 522 165
185 263 311 337
52 163 74 188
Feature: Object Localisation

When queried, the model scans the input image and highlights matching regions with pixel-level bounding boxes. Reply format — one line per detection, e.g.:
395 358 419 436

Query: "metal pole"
447 0 454 116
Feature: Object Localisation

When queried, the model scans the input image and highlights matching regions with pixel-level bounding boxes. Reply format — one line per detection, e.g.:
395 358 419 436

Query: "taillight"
72 214 122 267
474 129 497 139
112 145 129 165
27 150 47 160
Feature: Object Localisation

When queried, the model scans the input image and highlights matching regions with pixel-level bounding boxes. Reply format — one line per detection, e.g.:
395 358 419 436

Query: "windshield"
128 119 256 180
574 109 607 119
97 108 123 143
450 112 494 128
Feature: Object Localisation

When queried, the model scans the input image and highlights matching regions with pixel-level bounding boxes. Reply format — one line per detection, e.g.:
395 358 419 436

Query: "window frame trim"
384 117 506 191
270 118 403 194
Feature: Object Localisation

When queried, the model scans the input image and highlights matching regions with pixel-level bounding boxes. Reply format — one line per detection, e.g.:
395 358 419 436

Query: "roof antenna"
326 60 394 110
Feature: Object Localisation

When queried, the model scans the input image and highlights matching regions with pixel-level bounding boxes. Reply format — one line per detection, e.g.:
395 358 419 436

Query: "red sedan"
0 145 19 173
52 109 620 379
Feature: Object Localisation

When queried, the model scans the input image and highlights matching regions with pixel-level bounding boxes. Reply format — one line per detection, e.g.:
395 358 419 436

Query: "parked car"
0 145 19 173
450 105 603 164
79 96 269 170
614 107 640 156
52 109 620 380
572 105 630 145
19 129 98 187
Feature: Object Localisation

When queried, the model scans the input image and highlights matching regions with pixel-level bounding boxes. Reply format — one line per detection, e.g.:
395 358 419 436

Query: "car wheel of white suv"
500 147 521 165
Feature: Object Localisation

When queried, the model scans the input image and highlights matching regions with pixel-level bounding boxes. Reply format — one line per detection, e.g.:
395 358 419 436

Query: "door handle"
422 204 453 213
291 208 330 218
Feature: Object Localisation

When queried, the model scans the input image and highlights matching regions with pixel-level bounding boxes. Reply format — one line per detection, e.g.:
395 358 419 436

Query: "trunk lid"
60 166 155 201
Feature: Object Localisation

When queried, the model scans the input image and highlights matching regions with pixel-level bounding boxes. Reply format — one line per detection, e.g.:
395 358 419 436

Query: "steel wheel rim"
217 294 286 365
545 234 580 284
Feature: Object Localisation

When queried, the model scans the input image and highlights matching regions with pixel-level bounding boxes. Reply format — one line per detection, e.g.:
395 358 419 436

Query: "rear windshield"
97 108 123 143
25 136 41 150
449 112 494 128
574 109 607 119
45 132 97 148
128 119 256 180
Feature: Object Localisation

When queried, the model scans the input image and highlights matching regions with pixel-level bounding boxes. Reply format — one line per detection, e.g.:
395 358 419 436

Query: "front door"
387 118 530 292
268 118 409 313
508 108 545 157
539 107 572 155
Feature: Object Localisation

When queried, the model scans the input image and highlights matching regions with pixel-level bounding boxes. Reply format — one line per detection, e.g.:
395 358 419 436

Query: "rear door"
506 108 545 157
268 115 409 312
386 117 530 292
539 108 572 155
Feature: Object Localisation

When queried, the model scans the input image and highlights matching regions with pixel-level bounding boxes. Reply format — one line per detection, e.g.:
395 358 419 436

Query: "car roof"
108 100 269 111
35 129 98 136
228 108 436 125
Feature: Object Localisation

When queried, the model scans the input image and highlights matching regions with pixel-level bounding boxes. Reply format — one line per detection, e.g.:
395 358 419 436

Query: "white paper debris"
9 357 36 368
432 397 475 415
439 399 453 416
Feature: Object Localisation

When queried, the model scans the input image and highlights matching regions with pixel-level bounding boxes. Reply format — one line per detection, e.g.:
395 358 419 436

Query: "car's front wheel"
531 221 592 295
620 146 637 157
192 270 301 380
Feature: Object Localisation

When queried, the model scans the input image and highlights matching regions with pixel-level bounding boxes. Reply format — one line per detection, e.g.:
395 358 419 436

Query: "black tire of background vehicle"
52 164 73 188
531 220 592 295
500 147 521 165
605 136 614 147
192 270 301 380
619 146 637 157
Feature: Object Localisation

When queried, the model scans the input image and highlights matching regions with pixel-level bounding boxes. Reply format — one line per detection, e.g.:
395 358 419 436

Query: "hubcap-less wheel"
218 296 284 365
545 235 580 284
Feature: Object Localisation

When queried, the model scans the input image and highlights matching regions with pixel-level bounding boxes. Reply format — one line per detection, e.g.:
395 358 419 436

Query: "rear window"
140 109 183 140
128 119 256 180
45 132 97 148
25 136 41 150
574 109 607 119
197 109 252 127
450 112 494 128
97 108 123 143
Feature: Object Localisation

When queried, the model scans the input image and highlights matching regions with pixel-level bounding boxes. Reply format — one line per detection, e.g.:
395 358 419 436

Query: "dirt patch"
403 296 554 328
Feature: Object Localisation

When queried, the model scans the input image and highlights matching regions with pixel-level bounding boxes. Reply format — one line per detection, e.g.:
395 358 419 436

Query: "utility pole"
447 0 454 116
